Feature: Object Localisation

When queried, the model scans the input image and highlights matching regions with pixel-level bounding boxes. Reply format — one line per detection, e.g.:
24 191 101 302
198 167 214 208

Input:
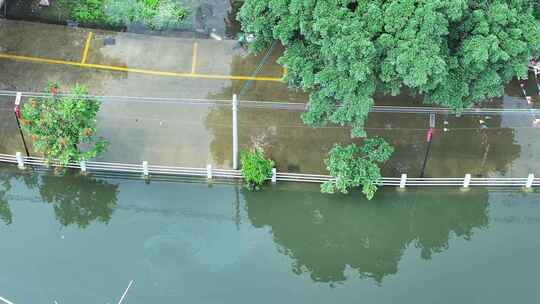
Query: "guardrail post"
271 168 277 183
207 164 212 179
142 161 149 178
525 173 534 189
399 174 407 188
80 160 87 173
16 152 24 169
462 173 471 188
232 94 239 170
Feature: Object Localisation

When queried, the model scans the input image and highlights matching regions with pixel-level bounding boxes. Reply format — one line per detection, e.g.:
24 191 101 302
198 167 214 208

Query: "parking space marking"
0 52 283 82
81 31 93 64
191 42 198 74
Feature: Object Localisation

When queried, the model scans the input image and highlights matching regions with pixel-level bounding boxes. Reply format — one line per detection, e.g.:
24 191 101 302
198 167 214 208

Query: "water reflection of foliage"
38 170 119 228
0 165 118 228
245 187 488 284
0 179 13 225
206 98 522 177
205 104 352 174
203 51 521 177
0 166 39 226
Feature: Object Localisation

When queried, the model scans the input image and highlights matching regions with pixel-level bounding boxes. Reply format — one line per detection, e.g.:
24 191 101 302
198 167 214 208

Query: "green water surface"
0 164 539 303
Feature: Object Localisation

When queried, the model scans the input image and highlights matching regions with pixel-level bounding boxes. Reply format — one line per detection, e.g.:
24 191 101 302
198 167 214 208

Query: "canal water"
1 163 539 303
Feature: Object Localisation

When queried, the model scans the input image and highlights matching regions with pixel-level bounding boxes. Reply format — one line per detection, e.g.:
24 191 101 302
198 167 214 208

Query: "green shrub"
240 149 274 190
321 138 394 200
20 84 107 166
66 0 188 29
72 0 107 24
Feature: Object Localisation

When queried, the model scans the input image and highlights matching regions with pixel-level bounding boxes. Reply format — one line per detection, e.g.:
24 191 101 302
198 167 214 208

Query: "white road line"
117 280 134 304
0 295 15 304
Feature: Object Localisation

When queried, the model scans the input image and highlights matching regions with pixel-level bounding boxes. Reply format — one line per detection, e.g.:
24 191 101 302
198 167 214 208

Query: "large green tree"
240 0 540 136
239 0 540 197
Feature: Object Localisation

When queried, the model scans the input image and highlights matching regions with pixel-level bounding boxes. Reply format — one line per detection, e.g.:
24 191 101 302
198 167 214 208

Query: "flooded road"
1 19 540 177
0 163 539 303
2 92 539 178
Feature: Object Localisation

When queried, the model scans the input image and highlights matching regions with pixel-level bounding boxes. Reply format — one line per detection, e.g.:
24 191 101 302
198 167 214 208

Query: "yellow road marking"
283 67 288 78
0 52 283 82
191 42 198 74
81 31 93 64
0 53 85 67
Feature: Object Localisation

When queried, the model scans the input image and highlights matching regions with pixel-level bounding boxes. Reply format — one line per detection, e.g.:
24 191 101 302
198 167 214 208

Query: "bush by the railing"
240 149 274 190
321 137 394 200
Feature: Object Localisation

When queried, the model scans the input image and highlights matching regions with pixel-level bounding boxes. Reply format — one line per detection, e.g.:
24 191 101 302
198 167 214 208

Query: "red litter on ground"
426 128 434 143
14 105 21 119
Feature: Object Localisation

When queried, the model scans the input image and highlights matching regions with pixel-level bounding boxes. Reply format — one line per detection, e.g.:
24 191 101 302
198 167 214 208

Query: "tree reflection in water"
0 165 38 226
0 179 13 225
38 170 119 228
245 186 489 284
0 164 118 228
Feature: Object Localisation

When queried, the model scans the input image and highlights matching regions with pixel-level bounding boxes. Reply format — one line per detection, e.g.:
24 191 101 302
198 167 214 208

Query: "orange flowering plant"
20 83 107 166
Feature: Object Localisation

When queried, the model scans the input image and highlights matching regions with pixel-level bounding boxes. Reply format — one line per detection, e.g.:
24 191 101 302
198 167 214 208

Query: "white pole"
15 152 24 169
463 174 471 188
207 164 212 179
80 160 87 173
15 92 22 106
117 280 134 304
142 161 149 177
429 113 435 128
232 94 239 170
0 295 15 304
525 173 535 188
271 168 277 183
399 174 407 188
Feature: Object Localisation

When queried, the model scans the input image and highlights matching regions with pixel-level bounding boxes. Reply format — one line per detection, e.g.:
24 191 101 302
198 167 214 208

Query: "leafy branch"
322 138 394 200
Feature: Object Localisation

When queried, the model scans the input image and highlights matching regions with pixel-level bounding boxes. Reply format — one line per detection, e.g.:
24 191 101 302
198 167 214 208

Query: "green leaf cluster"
321 138 394 200
20 84 107 166
239 0 540 136
61 0 188 29
240 149 275 190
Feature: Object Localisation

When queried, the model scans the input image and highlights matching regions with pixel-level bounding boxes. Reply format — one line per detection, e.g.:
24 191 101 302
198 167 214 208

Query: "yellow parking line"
0 53 84 67
81 32 93 64
191 42 198 74
0 52 283 82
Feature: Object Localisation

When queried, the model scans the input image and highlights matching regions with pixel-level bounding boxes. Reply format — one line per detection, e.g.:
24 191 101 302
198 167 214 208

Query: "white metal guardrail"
1 153 538 189
530 61 540 77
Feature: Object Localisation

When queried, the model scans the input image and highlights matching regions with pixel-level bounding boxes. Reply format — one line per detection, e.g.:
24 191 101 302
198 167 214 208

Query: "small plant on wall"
20 83 107 166
240 148 274 190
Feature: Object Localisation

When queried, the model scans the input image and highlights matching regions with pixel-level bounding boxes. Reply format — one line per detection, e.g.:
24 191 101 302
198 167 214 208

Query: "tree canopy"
239 0 540 137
